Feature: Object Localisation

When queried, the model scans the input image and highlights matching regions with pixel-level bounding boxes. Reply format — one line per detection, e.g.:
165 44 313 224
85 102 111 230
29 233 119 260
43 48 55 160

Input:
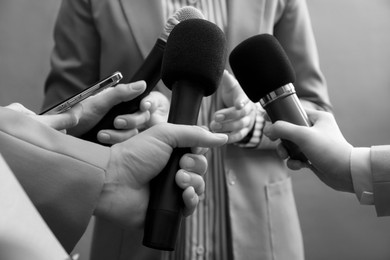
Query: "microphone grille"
229 34 296 102
174 6 205 22
162 19 227 96
163 7 205 38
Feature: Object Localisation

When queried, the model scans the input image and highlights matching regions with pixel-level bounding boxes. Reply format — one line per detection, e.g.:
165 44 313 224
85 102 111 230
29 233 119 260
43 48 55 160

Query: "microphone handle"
143 81 204 251
80 39 166 145
265 92 311 162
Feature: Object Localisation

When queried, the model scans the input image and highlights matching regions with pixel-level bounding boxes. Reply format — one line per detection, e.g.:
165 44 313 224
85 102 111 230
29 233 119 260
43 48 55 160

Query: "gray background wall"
1 0 390 259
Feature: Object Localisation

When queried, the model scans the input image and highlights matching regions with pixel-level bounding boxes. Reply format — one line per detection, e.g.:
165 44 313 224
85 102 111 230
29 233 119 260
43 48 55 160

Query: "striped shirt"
161 1 264 259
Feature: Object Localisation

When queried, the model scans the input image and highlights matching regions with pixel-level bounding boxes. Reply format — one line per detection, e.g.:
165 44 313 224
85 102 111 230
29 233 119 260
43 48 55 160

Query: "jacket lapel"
119 0 164 58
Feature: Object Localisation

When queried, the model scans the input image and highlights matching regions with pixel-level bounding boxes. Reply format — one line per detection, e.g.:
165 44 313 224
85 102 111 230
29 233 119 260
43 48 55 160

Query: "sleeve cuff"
235 103 265 148
350 147 373 204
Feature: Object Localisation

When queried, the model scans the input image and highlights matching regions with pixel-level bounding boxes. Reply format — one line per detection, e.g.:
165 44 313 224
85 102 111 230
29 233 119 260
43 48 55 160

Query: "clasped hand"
210 70 258 144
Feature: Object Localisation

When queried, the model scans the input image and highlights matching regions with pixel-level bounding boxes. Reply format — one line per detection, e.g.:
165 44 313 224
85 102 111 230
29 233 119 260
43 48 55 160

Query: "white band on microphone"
260 83 295 107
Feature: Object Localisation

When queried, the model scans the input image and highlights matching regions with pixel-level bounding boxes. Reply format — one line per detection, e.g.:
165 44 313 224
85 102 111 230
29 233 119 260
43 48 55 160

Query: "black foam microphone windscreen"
230 34 296 100
143 18 227 251
230 34 310 161
161 19 227 94
81 7 204 144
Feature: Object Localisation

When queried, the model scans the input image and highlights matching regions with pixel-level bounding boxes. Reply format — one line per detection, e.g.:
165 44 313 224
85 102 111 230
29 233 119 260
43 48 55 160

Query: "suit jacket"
43 0 332 259
0 107 109 253
371 146 390 216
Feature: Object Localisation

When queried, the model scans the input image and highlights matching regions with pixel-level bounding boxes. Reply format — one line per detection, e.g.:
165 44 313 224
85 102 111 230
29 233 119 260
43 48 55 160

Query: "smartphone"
40 71 123 115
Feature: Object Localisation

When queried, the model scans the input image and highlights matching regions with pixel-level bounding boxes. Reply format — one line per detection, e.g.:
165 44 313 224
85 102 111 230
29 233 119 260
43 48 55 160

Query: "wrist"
94 144 148 228
235 103 265 148
94 145 124 219
350 147 373 203
337 143 355 193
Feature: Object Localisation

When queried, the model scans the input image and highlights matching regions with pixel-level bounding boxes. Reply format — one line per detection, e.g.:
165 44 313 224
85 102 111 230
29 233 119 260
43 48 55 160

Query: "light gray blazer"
43 0 332 259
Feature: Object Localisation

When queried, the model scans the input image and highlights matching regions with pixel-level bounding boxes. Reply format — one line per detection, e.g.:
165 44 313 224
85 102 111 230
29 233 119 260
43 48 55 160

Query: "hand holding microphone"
81 7 204 145
143 19 227 251
229 34 311 162
263 108 354 192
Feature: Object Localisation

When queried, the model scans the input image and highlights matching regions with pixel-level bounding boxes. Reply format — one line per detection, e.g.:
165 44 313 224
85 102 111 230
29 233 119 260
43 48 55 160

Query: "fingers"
210 104 255 144
210 113 253 133
86 81 146 114
150 123 228 149
274 136 308 171
191 146 209 155
34 104 83 131
275 142 289 160
220 70 248 108
177 153 207 216
113 110 151 129
225 128 250 144
179 153 208 176
191 126 211 154
286 159 307 171
213 103 253 123
176 169 205 195
140 91 168 112
97 128 139 144
182 187 199 216
275 141 306 171
139 91 170 126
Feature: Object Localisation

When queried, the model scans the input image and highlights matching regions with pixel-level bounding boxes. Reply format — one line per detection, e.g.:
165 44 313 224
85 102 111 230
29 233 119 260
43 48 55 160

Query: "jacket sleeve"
0 107 110 252
274 0 332 112
42 0 100 111
370 145 390 216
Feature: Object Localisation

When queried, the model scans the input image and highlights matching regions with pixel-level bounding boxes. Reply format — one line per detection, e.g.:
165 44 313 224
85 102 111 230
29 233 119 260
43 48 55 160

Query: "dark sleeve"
42 0 101 111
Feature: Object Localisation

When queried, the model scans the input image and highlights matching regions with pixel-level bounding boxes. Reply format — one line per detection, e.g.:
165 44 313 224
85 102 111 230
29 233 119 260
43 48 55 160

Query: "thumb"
221 70 248 108
150 123 228 149
139 92 158 113
304 108 323 124
34 103 83 130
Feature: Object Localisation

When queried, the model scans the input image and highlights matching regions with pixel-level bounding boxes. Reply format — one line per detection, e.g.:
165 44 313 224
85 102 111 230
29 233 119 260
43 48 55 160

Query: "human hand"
139 91 170 127
94 123 228 228
6 103 82 133
66 81 147 140
93 90 169 145
263 109 354 192
210 70 257 143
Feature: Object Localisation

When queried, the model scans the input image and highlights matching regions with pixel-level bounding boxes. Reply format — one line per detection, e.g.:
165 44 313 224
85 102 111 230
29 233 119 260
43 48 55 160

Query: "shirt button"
196 246 205 255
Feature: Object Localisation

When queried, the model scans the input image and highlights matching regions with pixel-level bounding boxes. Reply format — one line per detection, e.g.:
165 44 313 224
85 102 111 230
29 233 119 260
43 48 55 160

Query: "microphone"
143 19 227 251
229 34 310 162
81 7 204 144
